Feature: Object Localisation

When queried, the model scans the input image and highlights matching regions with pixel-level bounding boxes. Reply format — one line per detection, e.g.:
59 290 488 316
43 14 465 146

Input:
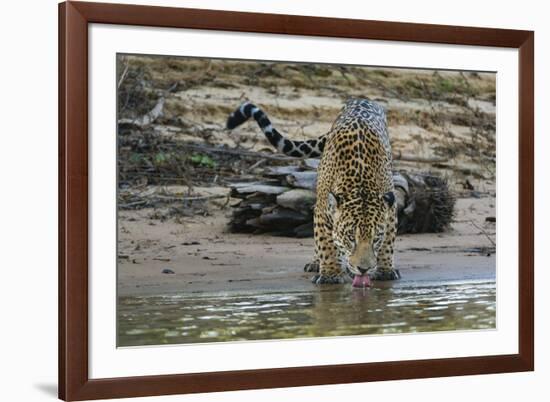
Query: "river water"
117 279 496 347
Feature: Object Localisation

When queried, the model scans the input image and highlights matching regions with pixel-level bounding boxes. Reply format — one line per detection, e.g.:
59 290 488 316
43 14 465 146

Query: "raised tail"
226 101 325 158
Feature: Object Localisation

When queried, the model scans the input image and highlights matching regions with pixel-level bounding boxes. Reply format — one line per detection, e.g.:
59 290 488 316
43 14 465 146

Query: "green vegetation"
190 153 216 168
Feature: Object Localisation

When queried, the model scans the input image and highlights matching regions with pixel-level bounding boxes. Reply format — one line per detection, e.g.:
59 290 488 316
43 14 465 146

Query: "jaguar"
226 99 401 286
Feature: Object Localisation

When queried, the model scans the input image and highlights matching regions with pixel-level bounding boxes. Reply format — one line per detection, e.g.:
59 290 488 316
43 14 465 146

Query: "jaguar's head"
328 190 395 277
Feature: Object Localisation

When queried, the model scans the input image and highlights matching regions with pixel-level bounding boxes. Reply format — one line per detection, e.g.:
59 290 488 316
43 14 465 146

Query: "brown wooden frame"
59 1 534 400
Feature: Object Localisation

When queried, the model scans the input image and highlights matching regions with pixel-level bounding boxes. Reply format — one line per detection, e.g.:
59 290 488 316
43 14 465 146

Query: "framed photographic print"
59 1 534 400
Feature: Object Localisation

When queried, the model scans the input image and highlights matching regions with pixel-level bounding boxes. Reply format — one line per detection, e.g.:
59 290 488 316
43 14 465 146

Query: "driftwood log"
229 159 455 237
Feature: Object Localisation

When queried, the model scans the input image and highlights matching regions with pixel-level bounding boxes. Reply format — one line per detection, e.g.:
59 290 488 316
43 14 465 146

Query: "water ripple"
118 280 496 346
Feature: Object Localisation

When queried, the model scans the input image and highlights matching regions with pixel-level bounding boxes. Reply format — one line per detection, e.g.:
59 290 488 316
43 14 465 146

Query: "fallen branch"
117 58 130 89
285 171 317 190
118 200 148 209
468 219 496 247
118 97 165 128
247 158 267 171
119 193 226 210
181 143 297 162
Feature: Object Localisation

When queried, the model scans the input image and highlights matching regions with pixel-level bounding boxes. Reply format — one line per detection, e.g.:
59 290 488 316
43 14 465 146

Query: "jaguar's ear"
383 191 395 208
327 192 340 214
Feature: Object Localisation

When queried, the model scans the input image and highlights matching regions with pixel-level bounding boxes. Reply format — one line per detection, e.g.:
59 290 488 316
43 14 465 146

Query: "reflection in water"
118 280 496 346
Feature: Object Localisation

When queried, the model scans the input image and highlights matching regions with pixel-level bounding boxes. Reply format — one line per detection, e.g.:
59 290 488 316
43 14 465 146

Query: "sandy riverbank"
117 196 495 297
117 56 496 299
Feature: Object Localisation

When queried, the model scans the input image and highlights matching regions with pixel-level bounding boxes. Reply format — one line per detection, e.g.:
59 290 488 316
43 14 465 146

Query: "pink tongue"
352 274 371 288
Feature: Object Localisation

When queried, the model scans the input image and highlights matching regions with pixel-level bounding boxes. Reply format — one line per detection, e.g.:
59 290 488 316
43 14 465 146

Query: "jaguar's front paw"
304 260 320 272
368 268 401 281
311 274 345 284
